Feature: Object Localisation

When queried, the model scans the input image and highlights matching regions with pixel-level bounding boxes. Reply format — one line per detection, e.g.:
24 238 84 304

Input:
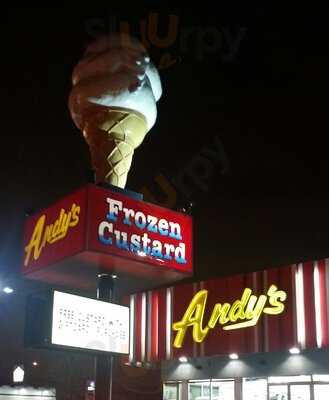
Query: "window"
188 380 210 400
243 378 267 400
164 383 180 400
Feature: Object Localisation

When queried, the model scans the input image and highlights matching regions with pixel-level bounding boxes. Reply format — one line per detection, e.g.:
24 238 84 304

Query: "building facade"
127 258 329 400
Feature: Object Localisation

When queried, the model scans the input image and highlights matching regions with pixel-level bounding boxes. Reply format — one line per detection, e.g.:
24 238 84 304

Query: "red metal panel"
172 283 196 359
243 272 258 354
150 290 159 362
22 187 87 273
263 268 280 352
157 288 167 361
169 264 302 359
279 265 297 349
303 261 317 349
87 185 193 275
202 277 230 357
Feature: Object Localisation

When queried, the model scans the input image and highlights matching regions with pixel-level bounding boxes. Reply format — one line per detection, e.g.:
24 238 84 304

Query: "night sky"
0 4 328 385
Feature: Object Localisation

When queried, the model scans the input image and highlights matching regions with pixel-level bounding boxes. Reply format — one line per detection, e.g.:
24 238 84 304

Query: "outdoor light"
289 347 301 355
229 353 239 360
87 381 95 391
13 366 24 383
178 356 188 363
32 361 38 367
111 274 118 279
3 286 14 294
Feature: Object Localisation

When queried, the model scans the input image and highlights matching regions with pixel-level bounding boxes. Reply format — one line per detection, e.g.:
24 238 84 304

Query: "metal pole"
95 273 115 400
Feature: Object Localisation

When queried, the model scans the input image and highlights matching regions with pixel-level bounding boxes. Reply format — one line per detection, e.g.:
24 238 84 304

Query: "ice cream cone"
83 107 148 188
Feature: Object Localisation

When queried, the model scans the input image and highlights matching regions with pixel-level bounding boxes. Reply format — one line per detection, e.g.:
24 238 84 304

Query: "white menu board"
51 291 129 354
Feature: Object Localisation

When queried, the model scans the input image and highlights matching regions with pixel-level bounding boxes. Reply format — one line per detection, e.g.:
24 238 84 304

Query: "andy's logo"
24 203 80 266
173 285 287 348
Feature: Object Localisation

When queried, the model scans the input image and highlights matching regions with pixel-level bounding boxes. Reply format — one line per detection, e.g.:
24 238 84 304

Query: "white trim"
147 291 152 361
166 287 173 360
129 295 136 363
314 262 323 348
141 292 147 362
295 263 306 348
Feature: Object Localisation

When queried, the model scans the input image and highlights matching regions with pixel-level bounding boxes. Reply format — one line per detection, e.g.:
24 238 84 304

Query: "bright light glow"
111 274 118 279
178 356 188 363
137 251 147 257
87 381 95 391
32 361 38 366
13 366 24 383
52 291 129 354
3 287 14 294
314 263 323 348
289 347 301 354
166 288 172 360
229 353 239 360
295 264 306 348
129 295 135 363
141 293 147 362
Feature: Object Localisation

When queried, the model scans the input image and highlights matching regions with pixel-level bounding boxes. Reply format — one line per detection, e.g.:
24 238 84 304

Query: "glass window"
313 375 329 382
211 380 234 400
163 383 180 400
290 384 310 400
314 384 329 400
269 385 288 400
243 378 267 400
268 376 311 384
188 381 210 400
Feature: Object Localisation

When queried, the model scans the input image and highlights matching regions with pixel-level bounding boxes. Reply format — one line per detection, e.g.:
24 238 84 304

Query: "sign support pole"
95 273 115 400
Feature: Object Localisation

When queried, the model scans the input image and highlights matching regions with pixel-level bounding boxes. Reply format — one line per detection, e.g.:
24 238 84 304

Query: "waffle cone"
83 107 148 188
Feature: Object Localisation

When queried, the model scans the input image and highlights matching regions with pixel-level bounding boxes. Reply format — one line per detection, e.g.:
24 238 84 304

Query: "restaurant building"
127 258 329 400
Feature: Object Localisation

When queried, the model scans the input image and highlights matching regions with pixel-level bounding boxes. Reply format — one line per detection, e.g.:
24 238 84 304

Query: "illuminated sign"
97 197 186 264
22 185 192 292
24 203 80 266
172 285 287 348
51 291 129 354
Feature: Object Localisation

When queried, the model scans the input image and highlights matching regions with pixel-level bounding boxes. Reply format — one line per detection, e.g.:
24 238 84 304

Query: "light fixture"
13 366 24 383
178 356 188 363
229 353 239 360
111 274 118 279
87 381 95 391
3 287 14 294
289 347 301 355
32 361 38 367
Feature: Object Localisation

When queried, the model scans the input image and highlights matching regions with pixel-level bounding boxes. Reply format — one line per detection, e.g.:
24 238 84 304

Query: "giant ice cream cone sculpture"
69 35 162 188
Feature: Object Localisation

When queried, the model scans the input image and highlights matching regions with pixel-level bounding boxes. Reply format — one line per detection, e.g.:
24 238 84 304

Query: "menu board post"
95 273 115 400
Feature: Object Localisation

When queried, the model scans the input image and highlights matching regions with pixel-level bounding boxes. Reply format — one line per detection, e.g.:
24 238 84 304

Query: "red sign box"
22 185 193 293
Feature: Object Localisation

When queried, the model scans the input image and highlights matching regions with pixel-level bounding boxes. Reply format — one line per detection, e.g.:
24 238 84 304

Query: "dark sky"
0 4 328 282
0 3 328 390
